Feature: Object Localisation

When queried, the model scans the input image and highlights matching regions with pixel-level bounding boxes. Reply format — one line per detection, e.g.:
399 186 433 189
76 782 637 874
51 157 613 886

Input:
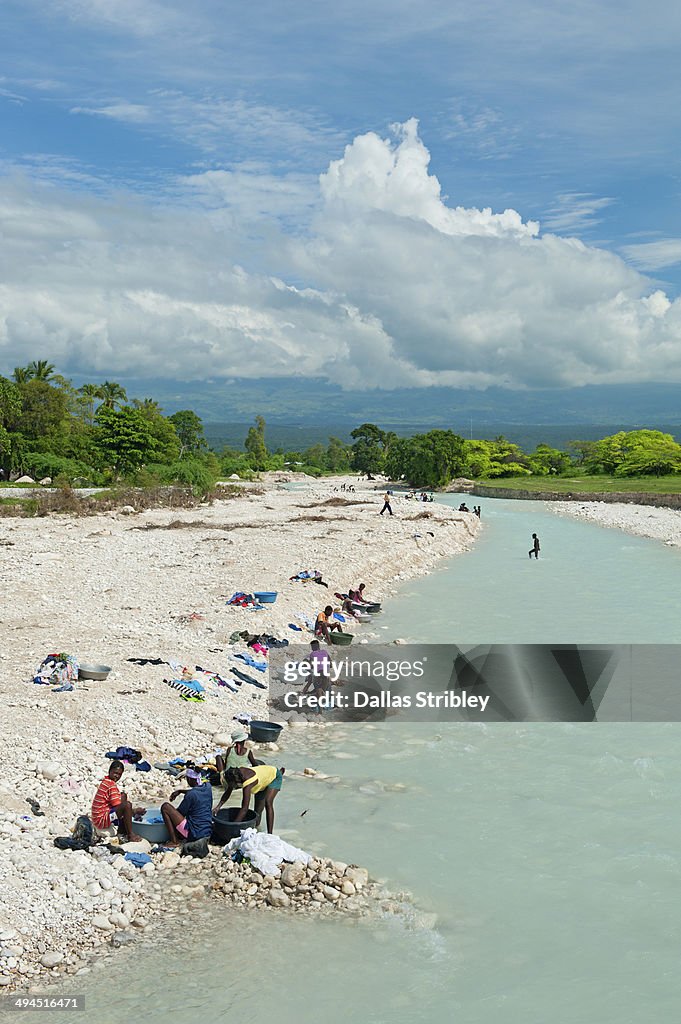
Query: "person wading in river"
529 533 540 559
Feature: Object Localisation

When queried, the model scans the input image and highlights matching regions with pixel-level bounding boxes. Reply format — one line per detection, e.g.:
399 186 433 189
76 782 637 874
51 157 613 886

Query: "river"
59 494 681 1024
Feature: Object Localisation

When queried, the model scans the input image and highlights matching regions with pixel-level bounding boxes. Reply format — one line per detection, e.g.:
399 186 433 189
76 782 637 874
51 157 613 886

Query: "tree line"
2 361 680 490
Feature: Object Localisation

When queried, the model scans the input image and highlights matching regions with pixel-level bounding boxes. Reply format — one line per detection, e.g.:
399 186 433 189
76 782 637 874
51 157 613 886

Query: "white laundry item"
223 828 311 877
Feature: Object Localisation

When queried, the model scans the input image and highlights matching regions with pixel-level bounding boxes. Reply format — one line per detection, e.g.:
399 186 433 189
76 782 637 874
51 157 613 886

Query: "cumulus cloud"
321 119 538 239
1 120 681 390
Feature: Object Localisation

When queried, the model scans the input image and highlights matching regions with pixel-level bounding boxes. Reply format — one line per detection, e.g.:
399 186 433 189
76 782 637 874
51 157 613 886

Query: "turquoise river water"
56 495 681 1024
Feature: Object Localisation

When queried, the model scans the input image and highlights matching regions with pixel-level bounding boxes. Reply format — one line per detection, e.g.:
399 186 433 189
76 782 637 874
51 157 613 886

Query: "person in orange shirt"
91 761 143 841
315 605 342 643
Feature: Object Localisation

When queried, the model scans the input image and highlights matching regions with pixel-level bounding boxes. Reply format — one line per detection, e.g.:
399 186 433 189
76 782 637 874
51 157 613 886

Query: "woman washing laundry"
215 764 285 834
215 728 259 780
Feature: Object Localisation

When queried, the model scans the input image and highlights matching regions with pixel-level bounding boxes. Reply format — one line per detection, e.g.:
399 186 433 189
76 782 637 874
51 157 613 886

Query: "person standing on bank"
379 492 393 516
529 533 540 559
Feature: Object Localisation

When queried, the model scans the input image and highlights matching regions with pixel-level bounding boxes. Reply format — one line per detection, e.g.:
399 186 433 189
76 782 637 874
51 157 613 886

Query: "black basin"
249 720 283 743
351 601 381 613
211 807 258 844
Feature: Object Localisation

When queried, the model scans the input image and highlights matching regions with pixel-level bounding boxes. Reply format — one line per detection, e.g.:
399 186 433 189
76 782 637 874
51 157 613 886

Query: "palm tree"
28 360 56 382
12 365 34 384
98 381 128 410
132 397 162 417
79 383 104 426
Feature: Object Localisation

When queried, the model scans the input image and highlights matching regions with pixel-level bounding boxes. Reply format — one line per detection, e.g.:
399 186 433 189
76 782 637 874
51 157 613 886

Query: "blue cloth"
172 678 204 693
288 623 302 631
234 653 267 672
177 784 213 840
124 852 152 868
144 814 164 824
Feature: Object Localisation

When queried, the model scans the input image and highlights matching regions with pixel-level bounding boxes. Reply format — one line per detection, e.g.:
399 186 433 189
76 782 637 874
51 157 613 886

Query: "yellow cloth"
244 765 277 794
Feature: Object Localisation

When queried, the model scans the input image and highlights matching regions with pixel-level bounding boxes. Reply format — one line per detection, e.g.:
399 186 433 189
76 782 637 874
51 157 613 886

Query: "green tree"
326 436 351 472
614 431 681 476
463 438 531 479
93 406 160 477
350 423 387 475
130 399 180 464
0 376 22 429
302 443 327 468
528 443 573 476
15 380 69 441
12 365 34 384
386 431 466 487
98 381 128 410
168 410 206 457
28 360 56 382
78 384 104 427
244 415 269 471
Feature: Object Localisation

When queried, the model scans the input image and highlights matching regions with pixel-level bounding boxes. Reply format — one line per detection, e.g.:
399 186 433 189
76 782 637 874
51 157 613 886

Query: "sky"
2 0 681 393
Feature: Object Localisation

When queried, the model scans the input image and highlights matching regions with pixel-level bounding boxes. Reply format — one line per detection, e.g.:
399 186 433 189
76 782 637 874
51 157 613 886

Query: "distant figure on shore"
379 492 393 516
474 506 481 518
529 533 540 559
458 502 470 513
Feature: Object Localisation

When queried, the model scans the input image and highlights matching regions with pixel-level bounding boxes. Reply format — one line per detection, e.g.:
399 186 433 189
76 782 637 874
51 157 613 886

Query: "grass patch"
0 485 226 518
476 475 681 495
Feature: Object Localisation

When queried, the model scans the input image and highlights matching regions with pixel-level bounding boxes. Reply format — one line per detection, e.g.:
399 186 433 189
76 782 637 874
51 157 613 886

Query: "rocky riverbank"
549 499 681 547
0 476 477 989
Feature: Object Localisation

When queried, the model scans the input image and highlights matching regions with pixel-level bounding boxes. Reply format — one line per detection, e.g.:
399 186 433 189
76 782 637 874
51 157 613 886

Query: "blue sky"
2 0 681 390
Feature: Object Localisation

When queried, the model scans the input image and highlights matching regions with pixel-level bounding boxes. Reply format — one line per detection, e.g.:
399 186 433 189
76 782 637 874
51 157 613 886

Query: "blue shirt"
178 784 213 840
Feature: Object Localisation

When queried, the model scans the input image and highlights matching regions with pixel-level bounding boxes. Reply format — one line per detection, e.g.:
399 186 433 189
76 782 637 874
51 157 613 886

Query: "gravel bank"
549 499 681 547
0 476 479 989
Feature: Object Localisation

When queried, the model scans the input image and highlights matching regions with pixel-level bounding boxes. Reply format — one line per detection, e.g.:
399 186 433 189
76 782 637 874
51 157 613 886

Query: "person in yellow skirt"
215 764 285 834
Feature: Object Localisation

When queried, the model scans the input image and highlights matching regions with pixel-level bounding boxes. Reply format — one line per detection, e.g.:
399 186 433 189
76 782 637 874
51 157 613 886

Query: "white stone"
40 951 64 968
280 862 307 888
92 916 113 931
344 867 369 889
267 888 290 908
36 761 65 781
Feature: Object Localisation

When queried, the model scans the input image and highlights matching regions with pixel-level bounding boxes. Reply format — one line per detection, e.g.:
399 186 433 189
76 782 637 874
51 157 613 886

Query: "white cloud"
2 122 681 391
542 193 616 234
621 239 681 271
70 103 151 123
321 119 538 239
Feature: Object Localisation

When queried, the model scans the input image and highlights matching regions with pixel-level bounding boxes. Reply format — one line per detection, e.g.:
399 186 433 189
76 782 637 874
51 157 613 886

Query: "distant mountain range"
65 376 681 426
63 374 681 449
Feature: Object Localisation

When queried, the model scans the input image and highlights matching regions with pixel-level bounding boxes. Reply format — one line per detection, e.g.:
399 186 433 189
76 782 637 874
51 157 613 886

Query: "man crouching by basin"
161 767 213 857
